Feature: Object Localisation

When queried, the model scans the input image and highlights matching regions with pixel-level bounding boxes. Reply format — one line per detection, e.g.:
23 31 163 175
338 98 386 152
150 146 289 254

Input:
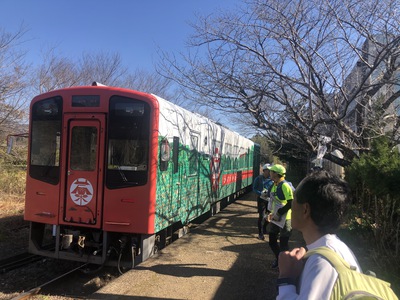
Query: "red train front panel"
25 87 159 235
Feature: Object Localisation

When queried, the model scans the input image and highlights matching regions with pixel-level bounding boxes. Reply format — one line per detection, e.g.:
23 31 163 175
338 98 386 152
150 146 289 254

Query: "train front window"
29 97 63 184
107 96 150 188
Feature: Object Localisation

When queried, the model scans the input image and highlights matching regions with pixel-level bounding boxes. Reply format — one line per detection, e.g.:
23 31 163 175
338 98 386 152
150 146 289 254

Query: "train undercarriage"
28 220 194 274
27 191 246 273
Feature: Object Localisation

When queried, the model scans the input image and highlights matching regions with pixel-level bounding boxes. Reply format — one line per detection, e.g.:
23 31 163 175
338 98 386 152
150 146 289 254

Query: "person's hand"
267 213 273 222
278 247 306 279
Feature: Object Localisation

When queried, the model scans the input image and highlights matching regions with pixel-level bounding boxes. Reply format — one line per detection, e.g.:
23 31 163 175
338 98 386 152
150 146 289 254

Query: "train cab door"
62 114 105 227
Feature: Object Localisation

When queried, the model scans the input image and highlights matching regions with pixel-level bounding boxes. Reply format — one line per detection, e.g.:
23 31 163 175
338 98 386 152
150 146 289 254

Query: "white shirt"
277 234 362 300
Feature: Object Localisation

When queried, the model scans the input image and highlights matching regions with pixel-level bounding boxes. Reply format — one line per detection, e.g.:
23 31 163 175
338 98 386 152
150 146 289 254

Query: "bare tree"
0 25 30 137
32 47 80 94
158 0 400 166
31 49 129 95
32 49 178 102
78 51 128 86
122 68 173 100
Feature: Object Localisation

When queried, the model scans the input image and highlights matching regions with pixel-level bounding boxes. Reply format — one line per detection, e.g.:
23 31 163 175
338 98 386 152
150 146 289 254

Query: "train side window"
29 97 63 185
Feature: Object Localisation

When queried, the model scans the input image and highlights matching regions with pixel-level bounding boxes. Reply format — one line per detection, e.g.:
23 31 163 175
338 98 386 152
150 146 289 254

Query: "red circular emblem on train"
69 178 94 206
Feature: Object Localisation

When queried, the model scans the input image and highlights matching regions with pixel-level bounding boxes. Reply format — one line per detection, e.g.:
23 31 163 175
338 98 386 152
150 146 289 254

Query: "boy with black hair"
277 169 362 299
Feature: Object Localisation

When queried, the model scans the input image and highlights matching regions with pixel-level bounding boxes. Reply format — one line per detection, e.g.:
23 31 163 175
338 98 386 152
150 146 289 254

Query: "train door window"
188 134 199 175
70 126 97 171
29 97 63 184
107 96 150 188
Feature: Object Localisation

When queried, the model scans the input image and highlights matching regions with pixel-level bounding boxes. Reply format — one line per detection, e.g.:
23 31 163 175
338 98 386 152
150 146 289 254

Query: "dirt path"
93 193 305 300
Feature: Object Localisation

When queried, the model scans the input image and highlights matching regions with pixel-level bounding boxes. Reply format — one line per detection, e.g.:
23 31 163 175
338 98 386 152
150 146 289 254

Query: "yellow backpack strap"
304 247 398 300
304 246 354 273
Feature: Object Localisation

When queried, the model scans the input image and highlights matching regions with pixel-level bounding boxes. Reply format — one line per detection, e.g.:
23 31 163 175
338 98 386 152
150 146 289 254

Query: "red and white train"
24 83 260 270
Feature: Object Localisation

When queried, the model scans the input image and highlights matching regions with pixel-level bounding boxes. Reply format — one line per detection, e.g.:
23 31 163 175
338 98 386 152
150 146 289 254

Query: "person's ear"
303 202 311 218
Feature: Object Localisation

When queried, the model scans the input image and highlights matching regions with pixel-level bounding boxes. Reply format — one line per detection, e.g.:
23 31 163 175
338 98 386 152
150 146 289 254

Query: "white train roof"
153 94 254 156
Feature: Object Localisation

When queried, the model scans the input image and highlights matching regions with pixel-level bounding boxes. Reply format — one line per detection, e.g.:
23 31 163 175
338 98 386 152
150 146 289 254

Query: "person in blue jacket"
253 163 274 240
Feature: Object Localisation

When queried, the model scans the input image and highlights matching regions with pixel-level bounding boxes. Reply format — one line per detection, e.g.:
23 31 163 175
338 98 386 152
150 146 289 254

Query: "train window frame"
29 96 63 185
106 96 151 189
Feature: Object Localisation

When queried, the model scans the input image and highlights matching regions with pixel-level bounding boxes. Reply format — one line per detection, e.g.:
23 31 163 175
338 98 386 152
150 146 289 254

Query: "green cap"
268 164 286 176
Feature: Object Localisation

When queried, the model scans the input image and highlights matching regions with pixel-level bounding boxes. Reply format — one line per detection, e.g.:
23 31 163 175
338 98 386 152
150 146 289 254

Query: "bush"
0 143 27 195
345 136 400 285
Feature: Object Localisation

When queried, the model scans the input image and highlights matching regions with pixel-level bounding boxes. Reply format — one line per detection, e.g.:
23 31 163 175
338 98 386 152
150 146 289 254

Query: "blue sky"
1 0 241 72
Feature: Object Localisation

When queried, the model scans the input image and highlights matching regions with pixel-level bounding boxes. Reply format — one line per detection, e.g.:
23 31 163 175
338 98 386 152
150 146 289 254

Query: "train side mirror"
6 133 28 154
160 139 171 162
160 138 170 171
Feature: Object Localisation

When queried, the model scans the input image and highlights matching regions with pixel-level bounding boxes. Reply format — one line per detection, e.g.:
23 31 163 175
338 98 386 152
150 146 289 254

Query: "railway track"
12 263 89 300
0 252 43 273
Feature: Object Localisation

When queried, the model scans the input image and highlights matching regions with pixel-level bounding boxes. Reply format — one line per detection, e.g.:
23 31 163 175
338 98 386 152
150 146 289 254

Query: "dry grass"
0 161 26 219
0 192 25 218
0 168 26 195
